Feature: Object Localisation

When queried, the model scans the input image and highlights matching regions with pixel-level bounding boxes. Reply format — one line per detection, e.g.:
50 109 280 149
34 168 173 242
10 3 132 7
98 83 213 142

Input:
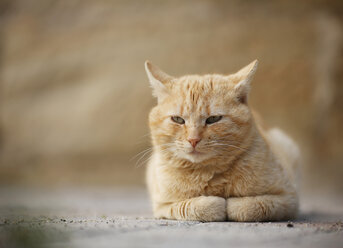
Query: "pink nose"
188 138 201 148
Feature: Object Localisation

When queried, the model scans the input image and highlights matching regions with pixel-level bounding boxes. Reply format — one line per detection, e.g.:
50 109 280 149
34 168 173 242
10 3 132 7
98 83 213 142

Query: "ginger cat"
145 60 300 222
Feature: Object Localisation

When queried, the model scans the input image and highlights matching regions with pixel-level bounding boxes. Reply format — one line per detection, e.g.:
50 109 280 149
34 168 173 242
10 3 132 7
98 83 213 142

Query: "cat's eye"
206 116 222 125
171 116 185 124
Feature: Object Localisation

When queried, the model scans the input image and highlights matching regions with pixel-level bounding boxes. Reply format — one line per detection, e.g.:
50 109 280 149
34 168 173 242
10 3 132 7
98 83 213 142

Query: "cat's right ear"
145 61 173 103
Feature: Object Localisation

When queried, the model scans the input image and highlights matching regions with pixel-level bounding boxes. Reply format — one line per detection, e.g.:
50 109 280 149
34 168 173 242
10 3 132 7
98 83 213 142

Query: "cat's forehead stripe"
173 78 214 117
170 75 242 117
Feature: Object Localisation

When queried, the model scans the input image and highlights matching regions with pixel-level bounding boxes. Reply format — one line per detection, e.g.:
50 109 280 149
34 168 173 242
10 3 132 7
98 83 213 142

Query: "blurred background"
0 0 342 197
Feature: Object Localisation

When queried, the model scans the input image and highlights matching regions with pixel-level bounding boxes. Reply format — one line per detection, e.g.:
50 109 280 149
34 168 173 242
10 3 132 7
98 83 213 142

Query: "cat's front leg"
154 196 227 222
226 194 298 222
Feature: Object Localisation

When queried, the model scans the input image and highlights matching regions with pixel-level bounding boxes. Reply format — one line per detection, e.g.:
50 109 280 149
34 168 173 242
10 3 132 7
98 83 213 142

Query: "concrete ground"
0 188 342 248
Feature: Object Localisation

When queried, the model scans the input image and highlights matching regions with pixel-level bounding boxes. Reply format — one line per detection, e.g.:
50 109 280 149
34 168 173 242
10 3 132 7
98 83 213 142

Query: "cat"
144 60 300 222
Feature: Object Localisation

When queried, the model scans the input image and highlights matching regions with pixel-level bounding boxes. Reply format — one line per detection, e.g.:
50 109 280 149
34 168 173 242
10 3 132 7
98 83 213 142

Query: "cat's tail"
267 128 301 189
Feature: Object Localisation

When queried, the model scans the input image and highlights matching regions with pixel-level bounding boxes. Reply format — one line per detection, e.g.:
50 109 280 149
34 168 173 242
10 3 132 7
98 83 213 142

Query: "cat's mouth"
189 149 203 155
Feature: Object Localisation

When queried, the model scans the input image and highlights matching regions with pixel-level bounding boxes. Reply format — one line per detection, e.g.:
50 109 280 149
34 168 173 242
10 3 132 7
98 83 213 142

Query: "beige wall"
0 0 342 193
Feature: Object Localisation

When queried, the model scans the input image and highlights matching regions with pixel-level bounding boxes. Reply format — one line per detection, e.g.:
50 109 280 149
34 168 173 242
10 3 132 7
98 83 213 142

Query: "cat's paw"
193 196 227 222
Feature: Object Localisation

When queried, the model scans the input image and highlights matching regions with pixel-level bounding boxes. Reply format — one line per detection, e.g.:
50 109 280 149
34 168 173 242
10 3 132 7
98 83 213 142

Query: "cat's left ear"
229 60 258 104
145 61 174 103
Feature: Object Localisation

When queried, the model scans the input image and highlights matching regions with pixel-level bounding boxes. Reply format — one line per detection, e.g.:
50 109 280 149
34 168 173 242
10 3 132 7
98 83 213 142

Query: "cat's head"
145 60 258 164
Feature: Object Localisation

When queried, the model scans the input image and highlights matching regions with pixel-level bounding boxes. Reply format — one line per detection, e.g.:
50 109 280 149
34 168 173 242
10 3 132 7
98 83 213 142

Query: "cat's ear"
229 60 258 104
145 61 174 103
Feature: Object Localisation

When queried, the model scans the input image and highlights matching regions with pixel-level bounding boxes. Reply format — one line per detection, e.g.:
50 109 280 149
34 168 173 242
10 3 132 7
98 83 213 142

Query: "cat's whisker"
135 155 152 168
134 145 173 168
206 139 249 149
204 142 253 156
216 144 248 152
206 141 242 147
133 132 153 145
134 149 154 167
138 132 152 139
130 147 153 161
132 144 171 162
213 146 257 158
136 146 177 168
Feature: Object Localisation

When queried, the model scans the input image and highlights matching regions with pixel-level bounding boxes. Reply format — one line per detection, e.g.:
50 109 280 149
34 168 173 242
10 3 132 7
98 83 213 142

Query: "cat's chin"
181 152 212 164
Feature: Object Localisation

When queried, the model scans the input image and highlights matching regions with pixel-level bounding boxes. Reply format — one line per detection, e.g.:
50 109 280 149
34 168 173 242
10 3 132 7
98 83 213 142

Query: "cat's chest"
166 168 232 198
203 171 231 197
161 165 261 199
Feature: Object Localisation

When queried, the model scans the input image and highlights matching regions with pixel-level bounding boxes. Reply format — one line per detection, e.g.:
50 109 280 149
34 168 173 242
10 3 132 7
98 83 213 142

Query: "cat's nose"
188 138 201 148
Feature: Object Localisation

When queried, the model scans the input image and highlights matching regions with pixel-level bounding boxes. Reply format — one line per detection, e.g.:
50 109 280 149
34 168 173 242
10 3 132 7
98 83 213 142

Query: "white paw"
194 196 227 222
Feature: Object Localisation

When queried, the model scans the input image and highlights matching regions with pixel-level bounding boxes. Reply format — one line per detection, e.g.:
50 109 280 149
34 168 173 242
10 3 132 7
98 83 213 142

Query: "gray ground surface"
0 188 342 248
